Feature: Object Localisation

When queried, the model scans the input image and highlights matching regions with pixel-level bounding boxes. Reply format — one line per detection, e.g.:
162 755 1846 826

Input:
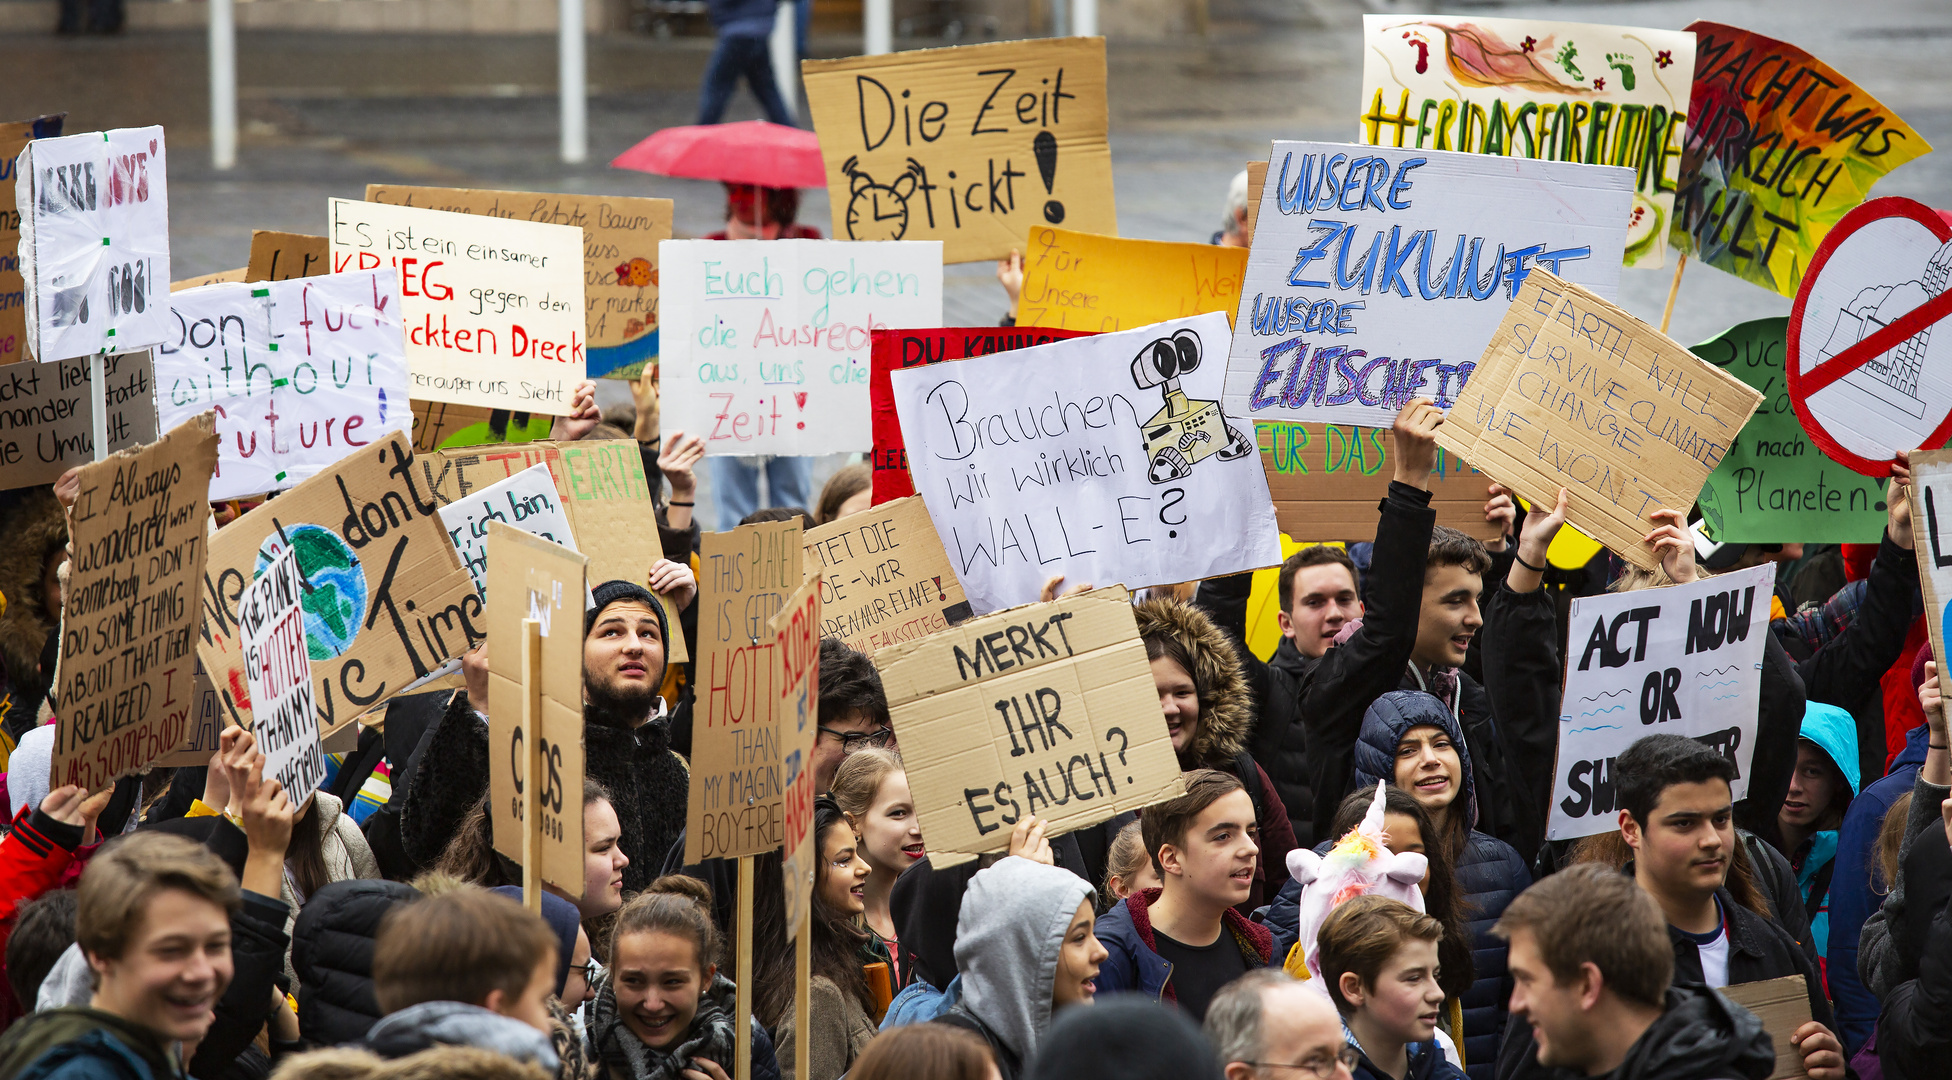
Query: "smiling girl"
831 748 921 978
772 797 883 1080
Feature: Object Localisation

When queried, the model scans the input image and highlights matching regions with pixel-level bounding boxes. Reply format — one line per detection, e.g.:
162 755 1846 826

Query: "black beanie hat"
586 579 668 644
1025 998 1222 1080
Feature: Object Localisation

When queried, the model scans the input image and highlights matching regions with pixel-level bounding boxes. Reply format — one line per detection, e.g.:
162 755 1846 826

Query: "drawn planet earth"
254 525 367 661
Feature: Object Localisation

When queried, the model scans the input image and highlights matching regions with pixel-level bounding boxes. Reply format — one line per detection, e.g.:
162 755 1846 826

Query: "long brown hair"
286 796 332 901
752 799 873 1028
848 1024 994 1080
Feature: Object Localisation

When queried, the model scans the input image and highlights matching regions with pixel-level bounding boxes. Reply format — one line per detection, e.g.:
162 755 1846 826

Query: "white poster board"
326 199 585 415
892 311 1282 613
1548 563 1773 840
238 548 326 807
16 126 171 361
156 270 410 501
435 462 579 598
660 239 943 456
1223 142 1632 430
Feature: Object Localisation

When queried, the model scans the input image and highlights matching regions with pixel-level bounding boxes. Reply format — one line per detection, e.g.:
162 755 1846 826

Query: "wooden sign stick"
90 353 109 462
736 855 755 1080
1660 253 1688 335
795 906 810 1080
521 618 545 914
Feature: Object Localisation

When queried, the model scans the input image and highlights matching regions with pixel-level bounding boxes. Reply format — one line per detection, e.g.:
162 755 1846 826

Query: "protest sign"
154 661 224 768
18 126 172 361
0 351 156 491
238 548 326 806
1436 269 1762 572
771 578 820 931
155 270 412 501
327 198 585 414
1786 197 1952 477
413 438 683 662
1256 421 1498 541
660 239 943 457
1546 563 1772 840
1909 450 1952 685
802 37 1114 264
437 462 578 598
1721 977 1815 1080
54 412 218 790
803 496 971 653
1016 227 1248 332
893 310 1282 613
873 586 1184 867
246 231 329 283
485 523 589 896
870 326 1093 503
1224 142 1633 431
686 518 803 863
366 185 674 378
1245 161 1266 237
1694 318 1888 543
407 399 549 453
171 270 246 292
1357 14 1694 268
1673 23 1932 298
198 433 482 732
2 116 65 366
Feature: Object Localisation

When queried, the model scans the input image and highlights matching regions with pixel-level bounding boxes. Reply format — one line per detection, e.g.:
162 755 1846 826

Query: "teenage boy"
1612 735 1845 1080
0 831 239 1080
1316 895 1462 1080
1494 863 1774 1080
1093 769 1273 1021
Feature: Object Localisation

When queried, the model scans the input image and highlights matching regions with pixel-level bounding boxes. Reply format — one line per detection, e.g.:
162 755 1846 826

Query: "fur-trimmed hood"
269 1045 551 1080
1132 597 1254 768
0 489 65 705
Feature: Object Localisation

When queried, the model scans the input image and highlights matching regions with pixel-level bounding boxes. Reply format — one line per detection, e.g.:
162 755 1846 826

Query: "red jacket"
0 803 87 1024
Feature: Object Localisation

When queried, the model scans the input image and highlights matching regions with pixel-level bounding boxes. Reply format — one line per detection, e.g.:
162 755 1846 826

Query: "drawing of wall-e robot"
1132 328 1254 484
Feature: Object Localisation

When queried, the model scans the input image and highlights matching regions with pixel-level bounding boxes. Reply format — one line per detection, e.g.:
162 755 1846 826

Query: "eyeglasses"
574 958 602 984
1237 1047 1361 1079
818 726 896 753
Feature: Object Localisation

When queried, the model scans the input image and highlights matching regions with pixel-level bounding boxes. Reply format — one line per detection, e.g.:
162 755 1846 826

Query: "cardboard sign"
873 586 1184 867
686 518 803 863
802 37 1114 264
1224 142 1633 430
660 238 943 457
1547 563 1772 840
155 270 412 501
1674 23 1932 298
238 548 326 806
2 116 65 366
0 350 157 491
327 198 585 414
1694 318 1888 543
154 661 224 768
1257 421 1498 541
772 578 821 933
171 270 247 292
1016 227 1248 332
870 326 1094 504
486 523 589 896
803 495 971 653
1721 976 1815 1080
1909 450 1952 688
198 433 482 732
892 310 1282 613
407 399 551 454
246 231 330 283
1436 269 1762 572
1786 198 1952 478
54 412 219 790
1244 160 1267 237
17 126 171 361
413 439 683 662
365 185 674 377
1358 14 1694 268
437 462 578 598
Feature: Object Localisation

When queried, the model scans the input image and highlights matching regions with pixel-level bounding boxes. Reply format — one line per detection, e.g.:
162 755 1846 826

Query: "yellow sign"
1016 227 1247 333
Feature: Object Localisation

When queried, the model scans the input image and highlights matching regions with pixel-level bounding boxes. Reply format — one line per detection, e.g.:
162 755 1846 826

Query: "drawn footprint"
1401 30 1430 74
1555 41 1582 80
1606 52 1637 91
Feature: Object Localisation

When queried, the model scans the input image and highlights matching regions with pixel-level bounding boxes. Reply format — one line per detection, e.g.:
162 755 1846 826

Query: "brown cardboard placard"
170 268 248 292
365 185 672 362
1720 976 1811 1079
802 37 1114 264
1436 269 1762 572
154 662 226 768
409 399 498 454
1244 160 1266 238
772 577 821 935
198 434 482 733
245 231 330 283
802 496 971 655
1910 449 1952 681
0 116 62 366
415 439 685 662
686 518 803 863
873 586 1184 868
1257 422 1498 542
0 351 159 493
54 412 219 790
486 522 589 897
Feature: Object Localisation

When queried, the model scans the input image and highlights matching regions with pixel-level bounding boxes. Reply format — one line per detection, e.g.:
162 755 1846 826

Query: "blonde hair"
831 746 904 823
78 833 240 962
1875 792 1914 896
1104 819 1149 898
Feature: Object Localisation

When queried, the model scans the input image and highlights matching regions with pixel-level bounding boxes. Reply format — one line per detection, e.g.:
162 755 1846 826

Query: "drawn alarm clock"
841 156 921 242
1132 328 1255 484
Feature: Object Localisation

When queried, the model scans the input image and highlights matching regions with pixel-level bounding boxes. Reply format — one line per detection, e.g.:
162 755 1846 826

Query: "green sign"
1695 317 1887 544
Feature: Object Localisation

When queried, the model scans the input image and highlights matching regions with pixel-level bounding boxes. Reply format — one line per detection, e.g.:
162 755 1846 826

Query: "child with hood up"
1781 701 1859 985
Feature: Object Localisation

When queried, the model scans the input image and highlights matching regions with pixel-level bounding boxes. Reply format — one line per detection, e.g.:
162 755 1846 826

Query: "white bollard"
864 0 890 55
771 0 799 119
209 0 236 170
560 0 587 164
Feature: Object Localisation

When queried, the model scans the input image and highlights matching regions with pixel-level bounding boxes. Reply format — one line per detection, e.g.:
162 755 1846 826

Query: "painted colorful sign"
1257 422 1498 541
2 115 65 365
1016 227 1247 332
1357 14 1694 267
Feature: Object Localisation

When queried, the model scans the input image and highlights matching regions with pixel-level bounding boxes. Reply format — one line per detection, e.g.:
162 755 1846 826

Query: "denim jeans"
696 33 794 126
708 455 814 530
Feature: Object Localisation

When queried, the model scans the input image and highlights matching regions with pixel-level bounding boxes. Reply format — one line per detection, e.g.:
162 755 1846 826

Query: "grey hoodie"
952 857 1095 1067
364 1000 561 1072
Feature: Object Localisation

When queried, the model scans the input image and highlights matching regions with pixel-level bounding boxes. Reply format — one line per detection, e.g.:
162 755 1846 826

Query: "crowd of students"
0 320 1948 1080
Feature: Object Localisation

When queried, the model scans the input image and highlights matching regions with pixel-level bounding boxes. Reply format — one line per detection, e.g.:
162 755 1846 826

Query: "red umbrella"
611 121 828 189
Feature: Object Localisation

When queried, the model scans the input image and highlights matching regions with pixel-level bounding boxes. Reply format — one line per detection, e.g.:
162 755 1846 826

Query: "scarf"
586 970 741 1080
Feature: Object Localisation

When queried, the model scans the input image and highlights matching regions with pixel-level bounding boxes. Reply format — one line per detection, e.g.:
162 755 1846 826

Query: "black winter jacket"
1668 886 1835 1032
1452 832 1529 1080
1868 822 1952 1080
1495 984 1773 1080
190 888 292 1079
292 878 421 1047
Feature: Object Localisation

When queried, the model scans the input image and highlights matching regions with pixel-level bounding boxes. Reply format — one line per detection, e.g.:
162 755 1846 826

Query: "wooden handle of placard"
1660 254 1688 336
795 913 810 1080
522 618 544 915
736 855 754 1080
